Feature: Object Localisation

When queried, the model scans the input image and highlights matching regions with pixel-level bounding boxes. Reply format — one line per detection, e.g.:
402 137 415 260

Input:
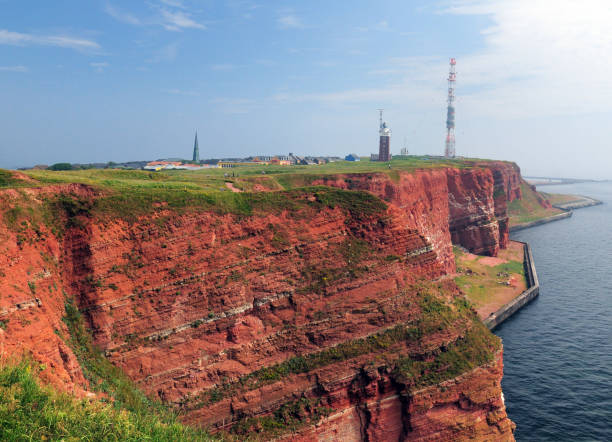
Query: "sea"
498 182 612 441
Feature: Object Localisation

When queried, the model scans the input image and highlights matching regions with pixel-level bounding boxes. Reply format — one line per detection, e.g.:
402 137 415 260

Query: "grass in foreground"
0 360 219 441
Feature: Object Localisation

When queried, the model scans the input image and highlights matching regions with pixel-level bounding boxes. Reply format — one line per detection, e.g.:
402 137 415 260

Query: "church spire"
192 131 200 162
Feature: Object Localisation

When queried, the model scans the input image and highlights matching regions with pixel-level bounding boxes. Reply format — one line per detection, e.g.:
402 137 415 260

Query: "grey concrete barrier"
483 242 539 330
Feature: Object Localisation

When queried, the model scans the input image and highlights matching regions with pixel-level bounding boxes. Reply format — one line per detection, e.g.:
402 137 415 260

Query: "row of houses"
145 154 344 171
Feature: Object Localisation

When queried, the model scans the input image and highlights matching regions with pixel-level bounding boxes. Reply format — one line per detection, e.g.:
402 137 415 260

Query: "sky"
1 0 611 179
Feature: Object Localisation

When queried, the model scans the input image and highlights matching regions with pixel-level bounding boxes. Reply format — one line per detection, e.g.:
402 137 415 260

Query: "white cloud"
159 9 205 31
0 29 100 52
278 14 304 29
159 0 185 8
0 65 28 72
274 1 612 121
105 2 205 32
442 0 612 118
105 3 142 25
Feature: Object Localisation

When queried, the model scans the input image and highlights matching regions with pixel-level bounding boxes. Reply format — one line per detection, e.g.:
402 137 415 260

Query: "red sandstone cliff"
0 164 521 441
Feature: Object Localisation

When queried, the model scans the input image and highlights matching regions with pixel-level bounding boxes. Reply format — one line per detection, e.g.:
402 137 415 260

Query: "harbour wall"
509 211 572 232
552 195 602 211
484 242 539 330
510 195 602 232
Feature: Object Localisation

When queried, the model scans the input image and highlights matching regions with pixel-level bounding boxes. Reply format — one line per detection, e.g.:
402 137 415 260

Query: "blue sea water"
498 182 612 441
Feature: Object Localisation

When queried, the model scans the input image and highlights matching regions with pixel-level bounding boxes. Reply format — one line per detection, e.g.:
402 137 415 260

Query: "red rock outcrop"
309 162 522 257
293 351 514 442
0 164 522 441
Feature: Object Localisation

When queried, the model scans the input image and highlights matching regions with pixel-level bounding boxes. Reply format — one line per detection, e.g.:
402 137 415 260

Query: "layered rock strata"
0 164 521 441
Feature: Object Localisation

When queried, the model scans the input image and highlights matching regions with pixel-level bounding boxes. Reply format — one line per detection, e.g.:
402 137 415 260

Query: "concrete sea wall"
552 195 602 211
510 195 602 233
509 211 572 233
484 242 539 330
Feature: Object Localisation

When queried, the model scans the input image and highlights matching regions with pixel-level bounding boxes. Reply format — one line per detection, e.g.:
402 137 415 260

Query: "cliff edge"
0 160 521 441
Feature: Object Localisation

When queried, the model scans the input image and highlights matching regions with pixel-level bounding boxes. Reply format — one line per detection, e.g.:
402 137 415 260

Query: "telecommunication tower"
444 58 456 158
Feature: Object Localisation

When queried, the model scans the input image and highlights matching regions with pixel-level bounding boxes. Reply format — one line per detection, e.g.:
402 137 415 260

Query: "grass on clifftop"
9 156 507 197
2 157 506 225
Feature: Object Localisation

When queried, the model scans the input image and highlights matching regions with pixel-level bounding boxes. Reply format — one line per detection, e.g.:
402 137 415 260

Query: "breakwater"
483 242 539 330
510 194 602 232
552 195 602 210
509 211 572 232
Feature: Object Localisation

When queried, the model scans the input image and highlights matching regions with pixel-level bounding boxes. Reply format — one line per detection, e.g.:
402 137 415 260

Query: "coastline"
487 194 602 329
509 195 602 232
483 242 538 330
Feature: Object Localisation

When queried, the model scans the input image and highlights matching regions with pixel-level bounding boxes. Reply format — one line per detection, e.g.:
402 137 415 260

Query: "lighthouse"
378 110 391 162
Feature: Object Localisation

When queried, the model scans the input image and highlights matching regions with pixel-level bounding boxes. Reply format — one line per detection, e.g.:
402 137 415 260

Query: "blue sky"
1 1 612 178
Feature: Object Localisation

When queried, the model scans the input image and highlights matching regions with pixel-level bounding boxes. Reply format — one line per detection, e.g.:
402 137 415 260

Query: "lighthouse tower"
378 110 391 162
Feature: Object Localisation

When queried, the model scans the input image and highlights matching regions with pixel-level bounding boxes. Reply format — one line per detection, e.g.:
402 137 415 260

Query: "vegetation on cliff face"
508 181 561 225
0 361 219 441
38 298 218 441
184 286 500 414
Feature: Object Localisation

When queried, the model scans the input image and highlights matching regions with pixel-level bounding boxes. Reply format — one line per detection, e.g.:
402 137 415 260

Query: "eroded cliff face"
0 165 520 441
293 351 514 442
0 185 96 394
310 162 522 257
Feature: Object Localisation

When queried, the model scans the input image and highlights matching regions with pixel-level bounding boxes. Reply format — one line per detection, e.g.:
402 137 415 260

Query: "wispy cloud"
227 0 260 19
0 65 28 72
159 0 185 8
104 3 142 25
105 2 205 32
0 29 100 52
278 14 304 29
90 62 109 72
159 8 205 31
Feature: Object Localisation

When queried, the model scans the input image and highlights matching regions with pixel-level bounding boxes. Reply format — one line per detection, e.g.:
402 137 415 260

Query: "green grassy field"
454 245 526 315
9 156 499 192
0 157 504 225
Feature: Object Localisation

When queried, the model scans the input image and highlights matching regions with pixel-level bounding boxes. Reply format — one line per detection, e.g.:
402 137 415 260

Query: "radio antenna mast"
444 58 456 158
